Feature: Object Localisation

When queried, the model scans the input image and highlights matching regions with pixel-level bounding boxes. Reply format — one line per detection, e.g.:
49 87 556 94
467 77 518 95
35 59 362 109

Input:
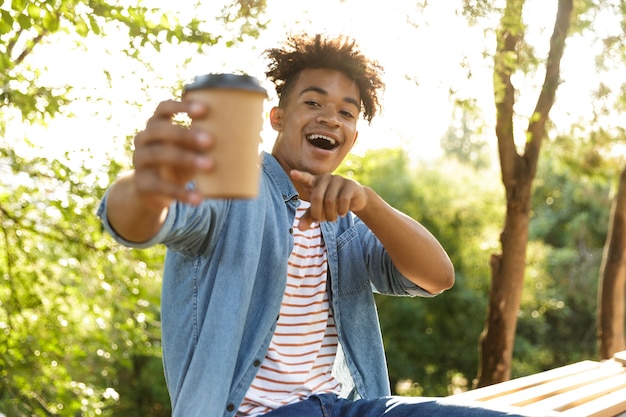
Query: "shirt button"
227 403 235 412
289 228 293 235
253 359 261 367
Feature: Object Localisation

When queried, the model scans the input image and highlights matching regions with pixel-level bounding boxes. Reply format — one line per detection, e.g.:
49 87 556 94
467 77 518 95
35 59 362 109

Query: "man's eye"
305 100 320 106
340 110 355 118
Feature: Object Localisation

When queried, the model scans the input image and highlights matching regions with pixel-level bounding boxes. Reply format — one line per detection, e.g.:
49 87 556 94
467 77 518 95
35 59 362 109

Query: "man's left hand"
289 170 367 230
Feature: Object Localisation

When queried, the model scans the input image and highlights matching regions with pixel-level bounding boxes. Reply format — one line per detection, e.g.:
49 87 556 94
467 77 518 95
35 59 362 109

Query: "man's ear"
269 107 284 131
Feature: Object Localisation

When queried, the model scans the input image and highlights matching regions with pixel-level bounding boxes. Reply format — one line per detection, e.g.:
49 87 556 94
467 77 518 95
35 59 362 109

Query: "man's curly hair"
264 33 385 124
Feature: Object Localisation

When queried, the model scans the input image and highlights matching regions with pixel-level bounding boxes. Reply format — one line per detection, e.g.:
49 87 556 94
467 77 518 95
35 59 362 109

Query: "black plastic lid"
183 73 267 95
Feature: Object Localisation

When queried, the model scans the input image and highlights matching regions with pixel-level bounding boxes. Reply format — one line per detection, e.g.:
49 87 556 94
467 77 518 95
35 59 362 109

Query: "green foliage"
1 0 267 414
512 239 600 377
338 138 616 395
0 147 169 415
461 0 499 25
220 0 268 45
509 135 616 375
337 151 505 396
440 101 491 170
0 0 267 136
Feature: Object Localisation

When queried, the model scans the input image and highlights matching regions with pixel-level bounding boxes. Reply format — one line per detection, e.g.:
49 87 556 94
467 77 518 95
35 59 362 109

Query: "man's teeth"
307 134 337 149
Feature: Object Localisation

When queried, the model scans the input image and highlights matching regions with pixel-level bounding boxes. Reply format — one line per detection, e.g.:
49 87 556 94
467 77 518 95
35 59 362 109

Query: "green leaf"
89 14 101 35
42 10 60 32
0 10 12 34
11 0 26 12
17 13 31 31
75 18 89 37
27 3 40 19
159 13 169 29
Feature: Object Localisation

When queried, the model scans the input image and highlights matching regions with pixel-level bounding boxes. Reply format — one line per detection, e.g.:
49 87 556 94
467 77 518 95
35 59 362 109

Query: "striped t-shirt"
237 201 340 416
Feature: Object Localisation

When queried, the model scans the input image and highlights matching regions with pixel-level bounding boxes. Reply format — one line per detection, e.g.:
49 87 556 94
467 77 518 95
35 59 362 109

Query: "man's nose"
317 107 341 127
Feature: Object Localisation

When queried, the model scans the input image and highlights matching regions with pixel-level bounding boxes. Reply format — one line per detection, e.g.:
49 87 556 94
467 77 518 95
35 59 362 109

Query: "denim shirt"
98 152 435 417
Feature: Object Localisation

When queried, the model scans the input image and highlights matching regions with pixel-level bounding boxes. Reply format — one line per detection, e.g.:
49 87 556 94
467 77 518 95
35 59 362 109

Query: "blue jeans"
261 394 547 417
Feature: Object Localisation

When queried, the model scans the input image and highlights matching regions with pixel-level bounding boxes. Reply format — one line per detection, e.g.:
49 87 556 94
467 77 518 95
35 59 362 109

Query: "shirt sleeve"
97 188 230 256
354 216 437 298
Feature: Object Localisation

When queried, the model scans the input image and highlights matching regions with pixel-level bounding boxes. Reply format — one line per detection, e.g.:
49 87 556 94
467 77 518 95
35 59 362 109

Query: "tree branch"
14 29 49 67
525 0 573 172
5 28 24 59
0 205 21 316
494 0 524 187
0 203 97 251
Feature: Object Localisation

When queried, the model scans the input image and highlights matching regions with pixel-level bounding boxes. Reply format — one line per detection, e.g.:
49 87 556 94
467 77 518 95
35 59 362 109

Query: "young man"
98 34 528 417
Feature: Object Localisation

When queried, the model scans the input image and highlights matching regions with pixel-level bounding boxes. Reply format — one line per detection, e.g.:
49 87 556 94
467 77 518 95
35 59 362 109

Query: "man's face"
270 68 360 176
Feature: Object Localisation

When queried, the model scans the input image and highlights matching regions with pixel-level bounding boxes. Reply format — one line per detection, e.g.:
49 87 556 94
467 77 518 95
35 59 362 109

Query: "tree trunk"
476 0 574 387
598 165 626 359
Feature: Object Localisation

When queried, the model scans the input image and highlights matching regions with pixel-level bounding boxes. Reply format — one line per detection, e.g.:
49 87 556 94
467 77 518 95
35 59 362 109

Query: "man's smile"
306 133 339 150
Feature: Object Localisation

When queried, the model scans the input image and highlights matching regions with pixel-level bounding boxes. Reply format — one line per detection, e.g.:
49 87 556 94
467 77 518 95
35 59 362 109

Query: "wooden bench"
448 351 626 416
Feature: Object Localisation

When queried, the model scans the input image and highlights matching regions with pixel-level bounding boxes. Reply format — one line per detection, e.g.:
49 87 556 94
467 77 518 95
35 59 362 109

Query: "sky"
6 0 481 164
198 0 483 160
8 0 620 166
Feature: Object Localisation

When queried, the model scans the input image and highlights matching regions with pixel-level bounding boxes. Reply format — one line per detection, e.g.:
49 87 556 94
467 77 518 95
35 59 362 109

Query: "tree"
594 0 626 360
476 0 574 387
598 165 626 358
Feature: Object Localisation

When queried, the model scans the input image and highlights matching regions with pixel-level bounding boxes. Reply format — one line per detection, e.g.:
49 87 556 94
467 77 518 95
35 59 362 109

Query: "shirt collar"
261 151 299 203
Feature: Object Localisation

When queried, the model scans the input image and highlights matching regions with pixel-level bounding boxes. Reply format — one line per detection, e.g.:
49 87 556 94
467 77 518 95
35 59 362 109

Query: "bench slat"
487 362 626 407
451 361 601 402
448 352 626 416
523 372 626 412
558 386 626 417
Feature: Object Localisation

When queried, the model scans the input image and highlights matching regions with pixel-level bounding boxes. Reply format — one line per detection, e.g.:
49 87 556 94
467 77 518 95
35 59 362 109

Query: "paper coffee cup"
183 73 267 199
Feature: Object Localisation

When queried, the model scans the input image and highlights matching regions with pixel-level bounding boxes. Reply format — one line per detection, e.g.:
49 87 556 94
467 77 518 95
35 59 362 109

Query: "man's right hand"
105 99 214 243
132 99 214 207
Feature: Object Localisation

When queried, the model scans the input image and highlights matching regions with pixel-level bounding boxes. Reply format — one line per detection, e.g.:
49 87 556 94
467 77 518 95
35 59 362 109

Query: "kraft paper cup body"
183 74 267 199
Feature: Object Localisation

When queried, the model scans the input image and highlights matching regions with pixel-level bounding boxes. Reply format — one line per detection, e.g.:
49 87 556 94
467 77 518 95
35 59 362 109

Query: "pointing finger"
290 169 316 187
